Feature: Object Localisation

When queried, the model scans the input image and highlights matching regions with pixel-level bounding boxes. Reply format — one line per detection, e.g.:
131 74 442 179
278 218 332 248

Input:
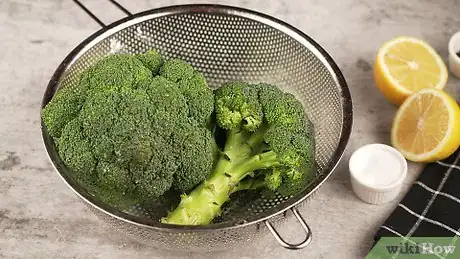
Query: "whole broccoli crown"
79 54 152 94
135 49 164 75
159 58 194 83
41 86 85 138
214 81 263 131
172 121 216 192
43 51 218 209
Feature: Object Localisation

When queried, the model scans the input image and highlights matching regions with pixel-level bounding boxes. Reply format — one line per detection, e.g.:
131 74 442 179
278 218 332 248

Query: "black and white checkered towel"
373 148 460 257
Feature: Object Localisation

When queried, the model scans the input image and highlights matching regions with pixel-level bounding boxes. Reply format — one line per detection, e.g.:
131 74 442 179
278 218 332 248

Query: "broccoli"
42 51 216 210
160 59 214 126
41 86 85 138
58 118 97 184
161 82 315 225
172 120 218 192
42 50 316 223
42 53 153 139
79 53 152 95
79 89 178 200
135 49 164 75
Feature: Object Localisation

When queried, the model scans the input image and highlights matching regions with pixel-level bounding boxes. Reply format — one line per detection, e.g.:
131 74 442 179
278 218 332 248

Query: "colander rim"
41 3 352 232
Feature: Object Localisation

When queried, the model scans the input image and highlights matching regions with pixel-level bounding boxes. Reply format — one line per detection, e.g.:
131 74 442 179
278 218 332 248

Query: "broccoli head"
58 89 177 206
42 51 216 210
162 82 316 225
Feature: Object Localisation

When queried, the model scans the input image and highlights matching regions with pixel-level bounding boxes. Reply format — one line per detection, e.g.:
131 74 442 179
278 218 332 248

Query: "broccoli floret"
214 81 262 131
42 51 216 210
172 121 217 193
96 162 133 194
162 83 315 225
159 58 194 83
59 118 140 209
179 71 214 126
78 90 119 162
79 53 152 94
276 164 314 196
129 135 177 200
58 118 97 186
160 59 214 125
41 86 85 138
135 49 164 75
139 76 188 123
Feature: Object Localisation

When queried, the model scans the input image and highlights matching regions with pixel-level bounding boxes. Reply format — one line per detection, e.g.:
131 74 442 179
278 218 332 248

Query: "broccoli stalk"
162 82 315 225
163 128 277 224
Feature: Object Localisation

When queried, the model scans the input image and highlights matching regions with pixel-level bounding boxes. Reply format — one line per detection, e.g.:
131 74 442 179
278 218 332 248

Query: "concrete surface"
0 0 459 258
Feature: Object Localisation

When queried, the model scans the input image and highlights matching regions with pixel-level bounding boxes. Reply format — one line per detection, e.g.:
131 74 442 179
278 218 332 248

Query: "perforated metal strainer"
41 1 352 252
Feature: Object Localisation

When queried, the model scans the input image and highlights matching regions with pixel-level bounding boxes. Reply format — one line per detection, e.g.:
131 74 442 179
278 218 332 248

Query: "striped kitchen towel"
373 148 460 258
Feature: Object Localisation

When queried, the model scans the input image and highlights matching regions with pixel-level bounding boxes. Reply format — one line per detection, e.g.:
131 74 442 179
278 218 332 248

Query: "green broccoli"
172 120 218 193
42 51 216 210
160 59 214 126
42 53 153 139
161 82 315 225
135 49 164 75
79 53 152 95
42 50 316 223
41 86 85 138
58 118 97 184
159 58 194 83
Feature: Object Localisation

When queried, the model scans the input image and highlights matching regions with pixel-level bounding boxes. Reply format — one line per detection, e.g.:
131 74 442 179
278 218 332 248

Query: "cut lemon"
391 89 460 162
374 36 448 105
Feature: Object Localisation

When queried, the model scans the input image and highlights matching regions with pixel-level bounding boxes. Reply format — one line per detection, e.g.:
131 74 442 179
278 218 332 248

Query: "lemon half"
374 36 448 105
391 89 460 162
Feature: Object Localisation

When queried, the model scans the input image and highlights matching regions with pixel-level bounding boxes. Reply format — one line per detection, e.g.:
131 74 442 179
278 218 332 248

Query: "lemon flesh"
391 89 460 162
374 36 448 106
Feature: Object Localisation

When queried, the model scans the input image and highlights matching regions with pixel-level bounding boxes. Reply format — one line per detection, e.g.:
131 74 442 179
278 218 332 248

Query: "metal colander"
41 1 352 252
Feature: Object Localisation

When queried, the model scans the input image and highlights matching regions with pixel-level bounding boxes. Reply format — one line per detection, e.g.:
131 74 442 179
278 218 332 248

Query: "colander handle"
264 207 312 250
73 0 132 27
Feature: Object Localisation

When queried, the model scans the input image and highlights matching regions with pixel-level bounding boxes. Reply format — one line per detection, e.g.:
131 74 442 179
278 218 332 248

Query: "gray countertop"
1 0 459 258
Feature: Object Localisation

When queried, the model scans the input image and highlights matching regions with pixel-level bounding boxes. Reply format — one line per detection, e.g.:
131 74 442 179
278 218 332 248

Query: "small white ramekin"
349 144 408 205
448 31 460 78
